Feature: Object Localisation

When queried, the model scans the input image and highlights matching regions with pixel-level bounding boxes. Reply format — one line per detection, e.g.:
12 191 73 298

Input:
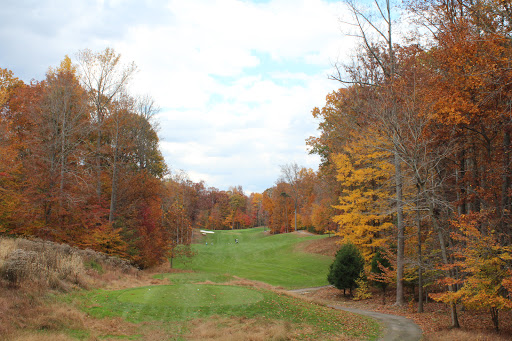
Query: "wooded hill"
0 51 264 269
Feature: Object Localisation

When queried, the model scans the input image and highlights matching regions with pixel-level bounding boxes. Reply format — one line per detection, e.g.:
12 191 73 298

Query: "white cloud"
1 0 356 192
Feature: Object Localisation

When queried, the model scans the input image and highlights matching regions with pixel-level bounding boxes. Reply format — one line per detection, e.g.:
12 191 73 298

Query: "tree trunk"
109 150 118 223
96 130 102 202
501 129 511 241
490 307 499 332
417 207 424 313
428 200 460 328
395 151 405 305
294 201 297 231
109 121 119 223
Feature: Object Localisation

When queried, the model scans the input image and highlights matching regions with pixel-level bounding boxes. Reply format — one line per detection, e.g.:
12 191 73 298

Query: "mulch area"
303 287 512 341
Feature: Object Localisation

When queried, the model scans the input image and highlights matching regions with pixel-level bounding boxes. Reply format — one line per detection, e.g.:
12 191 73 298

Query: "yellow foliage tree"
332 133 394 262
431 214 512 332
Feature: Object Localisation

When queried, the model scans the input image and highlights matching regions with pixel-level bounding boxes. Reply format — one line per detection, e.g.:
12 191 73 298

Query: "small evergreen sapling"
327 241 364 296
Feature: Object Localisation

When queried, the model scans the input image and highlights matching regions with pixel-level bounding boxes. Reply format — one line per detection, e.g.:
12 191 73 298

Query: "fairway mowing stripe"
116 284 264 308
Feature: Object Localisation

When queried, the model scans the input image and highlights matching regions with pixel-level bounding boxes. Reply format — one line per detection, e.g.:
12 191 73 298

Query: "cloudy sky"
1 0 357 193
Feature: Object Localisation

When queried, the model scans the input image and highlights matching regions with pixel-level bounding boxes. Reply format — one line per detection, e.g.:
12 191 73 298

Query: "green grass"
60 228 382 340
116 284 264 307
69 284 380 340
173 227 332 289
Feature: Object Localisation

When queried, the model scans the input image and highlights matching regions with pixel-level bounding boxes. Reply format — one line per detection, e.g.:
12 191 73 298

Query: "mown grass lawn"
70 283 380 340
173 227 332 289
62 228 382 340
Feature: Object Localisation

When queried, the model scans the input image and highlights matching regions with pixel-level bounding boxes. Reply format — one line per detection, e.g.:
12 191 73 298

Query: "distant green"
173 227 332 289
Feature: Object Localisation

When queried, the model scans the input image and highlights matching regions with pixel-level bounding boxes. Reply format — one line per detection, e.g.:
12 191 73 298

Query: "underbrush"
0 237 135 291
304 286 512 341
0 236 140 340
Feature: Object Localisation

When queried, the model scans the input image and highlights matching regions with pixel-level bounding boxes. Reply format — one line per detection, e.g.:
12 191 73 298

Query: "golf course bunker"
117 284 264 308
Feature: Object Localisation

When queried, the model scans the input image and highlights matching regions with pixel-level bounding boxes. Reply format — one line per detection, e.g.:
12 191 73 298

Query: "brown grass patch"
101 271 170 290
296 236 341 257
426 329 511 341
185 315 308 341
0 289 86 340
8 332 73 341
194 277 285 294
0 236 147 340
226 276 285 291
291 230 316 236
29 303 85 331
2 288 140 341
84 316 139 339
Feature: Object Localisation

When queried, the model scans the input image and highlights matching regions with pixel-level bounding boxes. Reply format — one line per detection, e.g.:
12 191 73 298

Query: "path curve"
288 286 422 341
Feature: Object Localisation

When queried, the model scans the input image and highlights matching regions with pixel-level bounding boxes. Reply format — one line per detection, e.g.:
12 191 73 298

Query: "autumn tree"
0 68 24 232
76 47 136 203
279 163 301 231
433 215 512 332
332 133 395 261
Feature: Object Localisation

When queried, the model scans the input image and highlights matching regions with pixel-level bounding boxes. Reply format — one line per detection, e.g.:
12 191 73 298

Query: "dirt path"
289 286 422 341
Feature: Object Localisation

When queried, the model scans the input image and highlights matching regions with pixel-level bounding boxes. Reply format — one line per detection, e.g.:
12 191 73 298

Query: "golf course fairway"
66 228 382 340
172 227 332 289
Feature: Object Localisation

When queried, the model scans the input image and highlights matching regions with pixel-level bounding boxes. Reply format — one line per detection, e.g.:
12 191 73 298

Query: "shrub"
0 237 136 291
353 272 372 300
370 250 392 288
85 259 104 274
2 249 38 287
327 241 364 296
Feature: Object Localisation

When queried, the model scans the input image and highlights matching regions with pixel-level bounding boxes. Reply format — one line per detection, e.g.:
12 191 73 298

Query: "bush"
0 237 136 290
370 250 392 290
353 272 372 300
327 241 364 295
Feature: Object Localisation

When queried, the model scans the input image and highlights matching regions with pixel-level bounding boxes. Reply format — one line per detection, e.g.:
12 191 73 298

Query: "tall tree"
76 48 136 202
332 0 407 306
280 163 301 231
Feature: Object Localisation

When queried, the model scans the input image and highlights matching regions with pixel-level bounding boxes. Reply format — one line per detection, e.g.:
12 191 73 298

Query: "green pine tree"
327 241 364 296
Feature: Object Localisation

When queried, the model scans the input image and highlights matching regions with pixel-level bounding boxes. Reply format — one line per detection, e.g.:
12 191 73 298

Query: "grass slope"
174 227 332 289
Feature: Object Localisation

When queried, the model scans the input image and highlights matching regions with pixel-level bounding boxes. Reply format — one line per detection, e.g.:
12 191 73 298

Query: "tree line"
306 0 512 331
0 49 262 269
260 0 512 332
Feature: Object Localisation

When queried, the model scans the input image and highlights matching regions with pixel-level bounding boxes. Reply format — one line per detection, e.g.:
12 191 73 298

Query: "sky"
1 0 358 194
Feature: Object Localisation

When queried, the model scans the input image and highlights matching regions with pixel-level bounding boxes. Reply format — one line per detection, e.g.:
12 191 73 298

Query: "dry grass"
296 236 341 257
8 332 73 341
0 283 144 341
2 291 141 341
426 329 512 341
0 236 143 340
226 276 285 291
184 315 358 341
185 316 303 341
0 237 137 291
